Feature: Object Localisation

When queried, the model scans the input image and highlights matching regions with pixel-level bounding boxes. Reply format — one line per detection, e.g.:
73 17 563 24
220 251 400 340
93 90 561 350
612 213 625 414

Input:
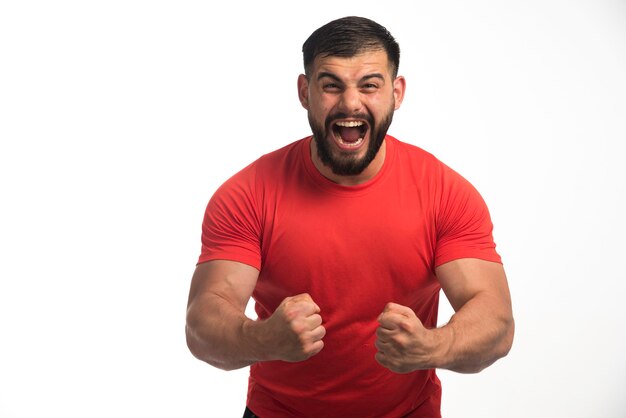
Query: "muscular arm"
375 258 514 374
433 258 514 373
185 260 260 370
185 260 325 371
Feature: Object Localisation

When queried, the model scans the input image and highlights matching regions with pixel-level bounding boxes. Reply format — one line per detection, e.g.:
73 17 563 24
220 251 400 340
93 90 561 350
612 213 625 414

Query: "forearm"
186 295 265 371
433 293 514 373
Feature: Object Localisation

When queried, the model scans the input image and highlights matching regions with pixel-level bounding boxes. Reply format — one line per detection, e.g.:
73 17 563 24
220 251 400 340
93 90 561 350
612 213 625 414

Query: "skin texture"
375 259 514 373
186 49 514 374
186 260 325 370
297 49 405 186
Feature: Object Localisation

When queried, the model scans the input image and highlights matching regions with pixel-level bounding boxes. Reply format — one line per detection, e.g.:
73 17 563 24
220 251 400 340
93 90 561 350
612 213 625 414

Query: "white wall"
1 1 624 417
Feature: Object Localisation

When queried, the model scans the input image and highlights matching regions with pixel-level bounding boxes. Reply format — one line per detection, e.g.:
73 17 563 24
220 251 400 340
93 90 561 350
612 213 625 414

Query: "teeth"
336 121 364 128
337 136 364 148
334 120 365 147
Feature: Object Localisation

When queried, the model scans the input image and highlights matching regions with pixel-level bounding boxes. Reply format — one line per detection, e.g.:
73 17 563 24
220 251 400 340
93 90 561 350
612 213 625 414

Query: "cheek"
309 102 333 122
369 97 395 118
318 99 335 115
311 92 338 112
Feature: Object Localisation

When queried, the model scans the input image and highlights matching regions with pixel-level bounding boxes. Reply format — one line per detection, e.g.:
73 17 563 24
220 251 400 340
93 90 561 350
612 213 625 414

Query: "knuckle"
387 358 401 371
401 319 414 332
295 293 311 303
298 331 311 346
282 304 298 319
316 324 326 336
391 336 406 349
290 321 305 335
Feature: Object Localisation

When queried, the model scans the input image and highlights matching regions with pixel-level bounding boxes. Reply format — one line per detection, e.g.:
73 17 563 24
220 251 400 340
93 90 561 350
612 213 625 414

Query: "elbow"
481 316 516 373
185 315 216 367
185 321 245 372
185 308 202 358
185 325 229 370
499 316 515 359
185 323 206 362
460 316 515 374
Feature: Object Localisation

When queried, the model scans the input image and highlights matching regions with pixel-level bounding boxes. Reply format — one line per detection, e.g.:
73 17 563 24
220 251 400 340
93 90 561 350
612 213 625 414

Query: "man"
186 16 514 417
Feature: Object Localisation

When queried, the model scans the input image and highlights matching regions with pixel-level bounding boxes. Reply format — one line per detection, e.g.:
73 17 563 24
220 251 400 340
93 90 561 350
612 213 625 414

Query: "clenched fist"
260 293 326 362
374 302 440 373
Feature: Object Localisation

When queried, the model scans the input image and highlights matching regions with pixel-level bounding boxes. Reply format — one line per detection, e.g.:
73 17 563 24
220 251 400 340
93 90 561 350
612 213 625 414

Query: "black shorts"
243 406 259 418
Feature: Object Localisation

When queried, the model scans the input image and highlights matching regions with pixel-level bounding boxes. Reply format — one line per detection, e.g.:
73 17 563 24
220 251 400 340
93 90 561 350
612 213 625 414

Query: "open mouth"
332 120 368 149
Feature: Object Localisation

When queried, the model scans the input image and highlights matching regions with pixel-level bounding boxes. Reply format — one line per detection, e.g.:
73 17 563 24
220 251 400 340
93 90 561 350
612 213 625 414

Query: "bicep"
187 259 260 313
435 258 512 313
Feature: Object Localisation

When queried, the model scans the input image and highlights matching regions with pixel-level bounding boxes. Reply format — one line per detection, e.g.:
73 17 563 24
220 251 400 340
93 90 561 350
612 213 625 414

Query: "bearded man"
186 16 514 418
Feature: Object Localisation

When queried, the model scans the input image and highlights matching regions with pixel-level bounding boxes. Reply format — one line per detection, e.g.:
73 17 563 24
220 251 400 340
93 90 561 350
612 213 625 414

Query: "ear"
393 76 406 110
297 74 310 110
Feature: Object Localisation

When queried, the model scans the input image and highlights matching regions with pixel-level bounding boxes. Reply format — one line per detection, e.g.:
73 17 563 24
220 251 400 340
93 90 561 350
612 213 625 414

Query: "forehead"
311 49 392 80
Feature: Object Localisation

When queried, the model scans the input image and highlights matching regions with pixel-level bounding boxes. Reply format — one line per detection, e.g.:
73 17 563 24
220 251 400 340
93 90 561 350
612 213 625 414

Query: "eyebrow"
317 72 386 84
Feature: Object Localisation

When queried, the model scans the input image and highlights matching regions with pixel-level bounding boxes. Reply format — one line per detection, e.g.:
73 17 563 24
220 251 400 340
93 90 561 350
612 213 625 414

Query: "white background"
1 1 625 417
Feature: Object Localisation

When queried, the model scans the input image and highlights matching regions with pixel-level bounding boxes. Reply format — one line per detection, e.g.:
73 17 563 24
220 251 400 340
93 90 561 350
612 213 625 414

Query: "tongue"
338 127 362 143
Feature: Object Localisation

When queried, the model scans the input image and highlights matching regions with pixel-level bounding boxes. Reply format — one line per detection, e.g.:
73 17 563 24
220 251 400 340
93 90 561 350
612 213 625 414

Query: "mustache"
325 112 373 129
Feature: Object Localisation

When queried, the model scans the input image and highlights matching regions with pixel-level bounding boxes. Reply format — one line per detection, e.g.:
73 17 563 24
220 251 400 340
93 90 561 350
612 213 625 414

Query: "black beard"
309 108 394 176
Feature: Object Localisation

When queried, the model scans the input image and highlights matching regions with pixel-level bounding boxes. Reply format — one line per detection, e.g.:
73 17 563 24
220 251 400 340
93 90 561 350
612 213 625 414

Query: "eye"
361 83 379 91
323 82 341 92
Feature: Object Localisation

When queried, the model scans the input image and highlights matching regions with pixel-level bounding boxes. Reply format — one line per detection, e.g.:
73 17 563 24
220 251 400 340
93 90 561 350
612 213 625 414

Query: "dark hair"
302 16 400 79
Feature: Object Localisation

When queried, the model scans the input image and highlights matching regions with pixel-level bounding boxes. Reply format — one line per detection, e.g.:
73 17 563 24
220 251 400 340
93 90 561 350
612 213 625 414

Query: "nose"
338 87 363 114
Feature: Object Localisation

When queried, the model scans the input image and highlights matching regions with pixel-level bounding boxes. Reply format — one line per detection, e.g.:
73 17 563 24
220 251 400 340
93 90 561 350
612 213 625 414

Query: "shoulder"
387 135 454 182
236 137 307 181
387 136 484 206
207 137 308 211
257 137 307 167
220 137 307 185
388 136 445 169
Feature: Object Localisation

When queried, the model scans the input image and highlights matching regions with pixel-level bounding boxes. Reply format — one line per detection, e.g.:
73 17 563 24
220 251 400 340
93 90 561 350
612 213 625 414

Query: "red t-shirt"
198 136 501 417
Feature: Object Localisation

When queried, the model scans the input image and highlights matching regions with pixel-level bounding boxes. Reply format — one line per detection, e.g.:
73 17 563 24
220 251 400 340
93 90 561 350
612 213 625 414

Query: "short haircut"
302 16 401 79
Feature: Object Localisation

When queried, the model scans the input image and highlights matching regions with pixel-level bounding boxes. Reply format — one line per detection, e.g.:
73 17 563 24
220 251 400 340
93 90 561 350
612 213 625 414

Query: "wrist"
429 325 455 369
241 317 272 363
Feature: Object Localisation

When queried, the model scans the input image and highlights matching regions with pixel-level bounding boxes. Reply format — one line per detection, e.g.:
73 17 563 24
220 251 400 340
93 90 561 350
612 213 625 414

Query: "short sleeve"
197 164 262 270
434 164 501 267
